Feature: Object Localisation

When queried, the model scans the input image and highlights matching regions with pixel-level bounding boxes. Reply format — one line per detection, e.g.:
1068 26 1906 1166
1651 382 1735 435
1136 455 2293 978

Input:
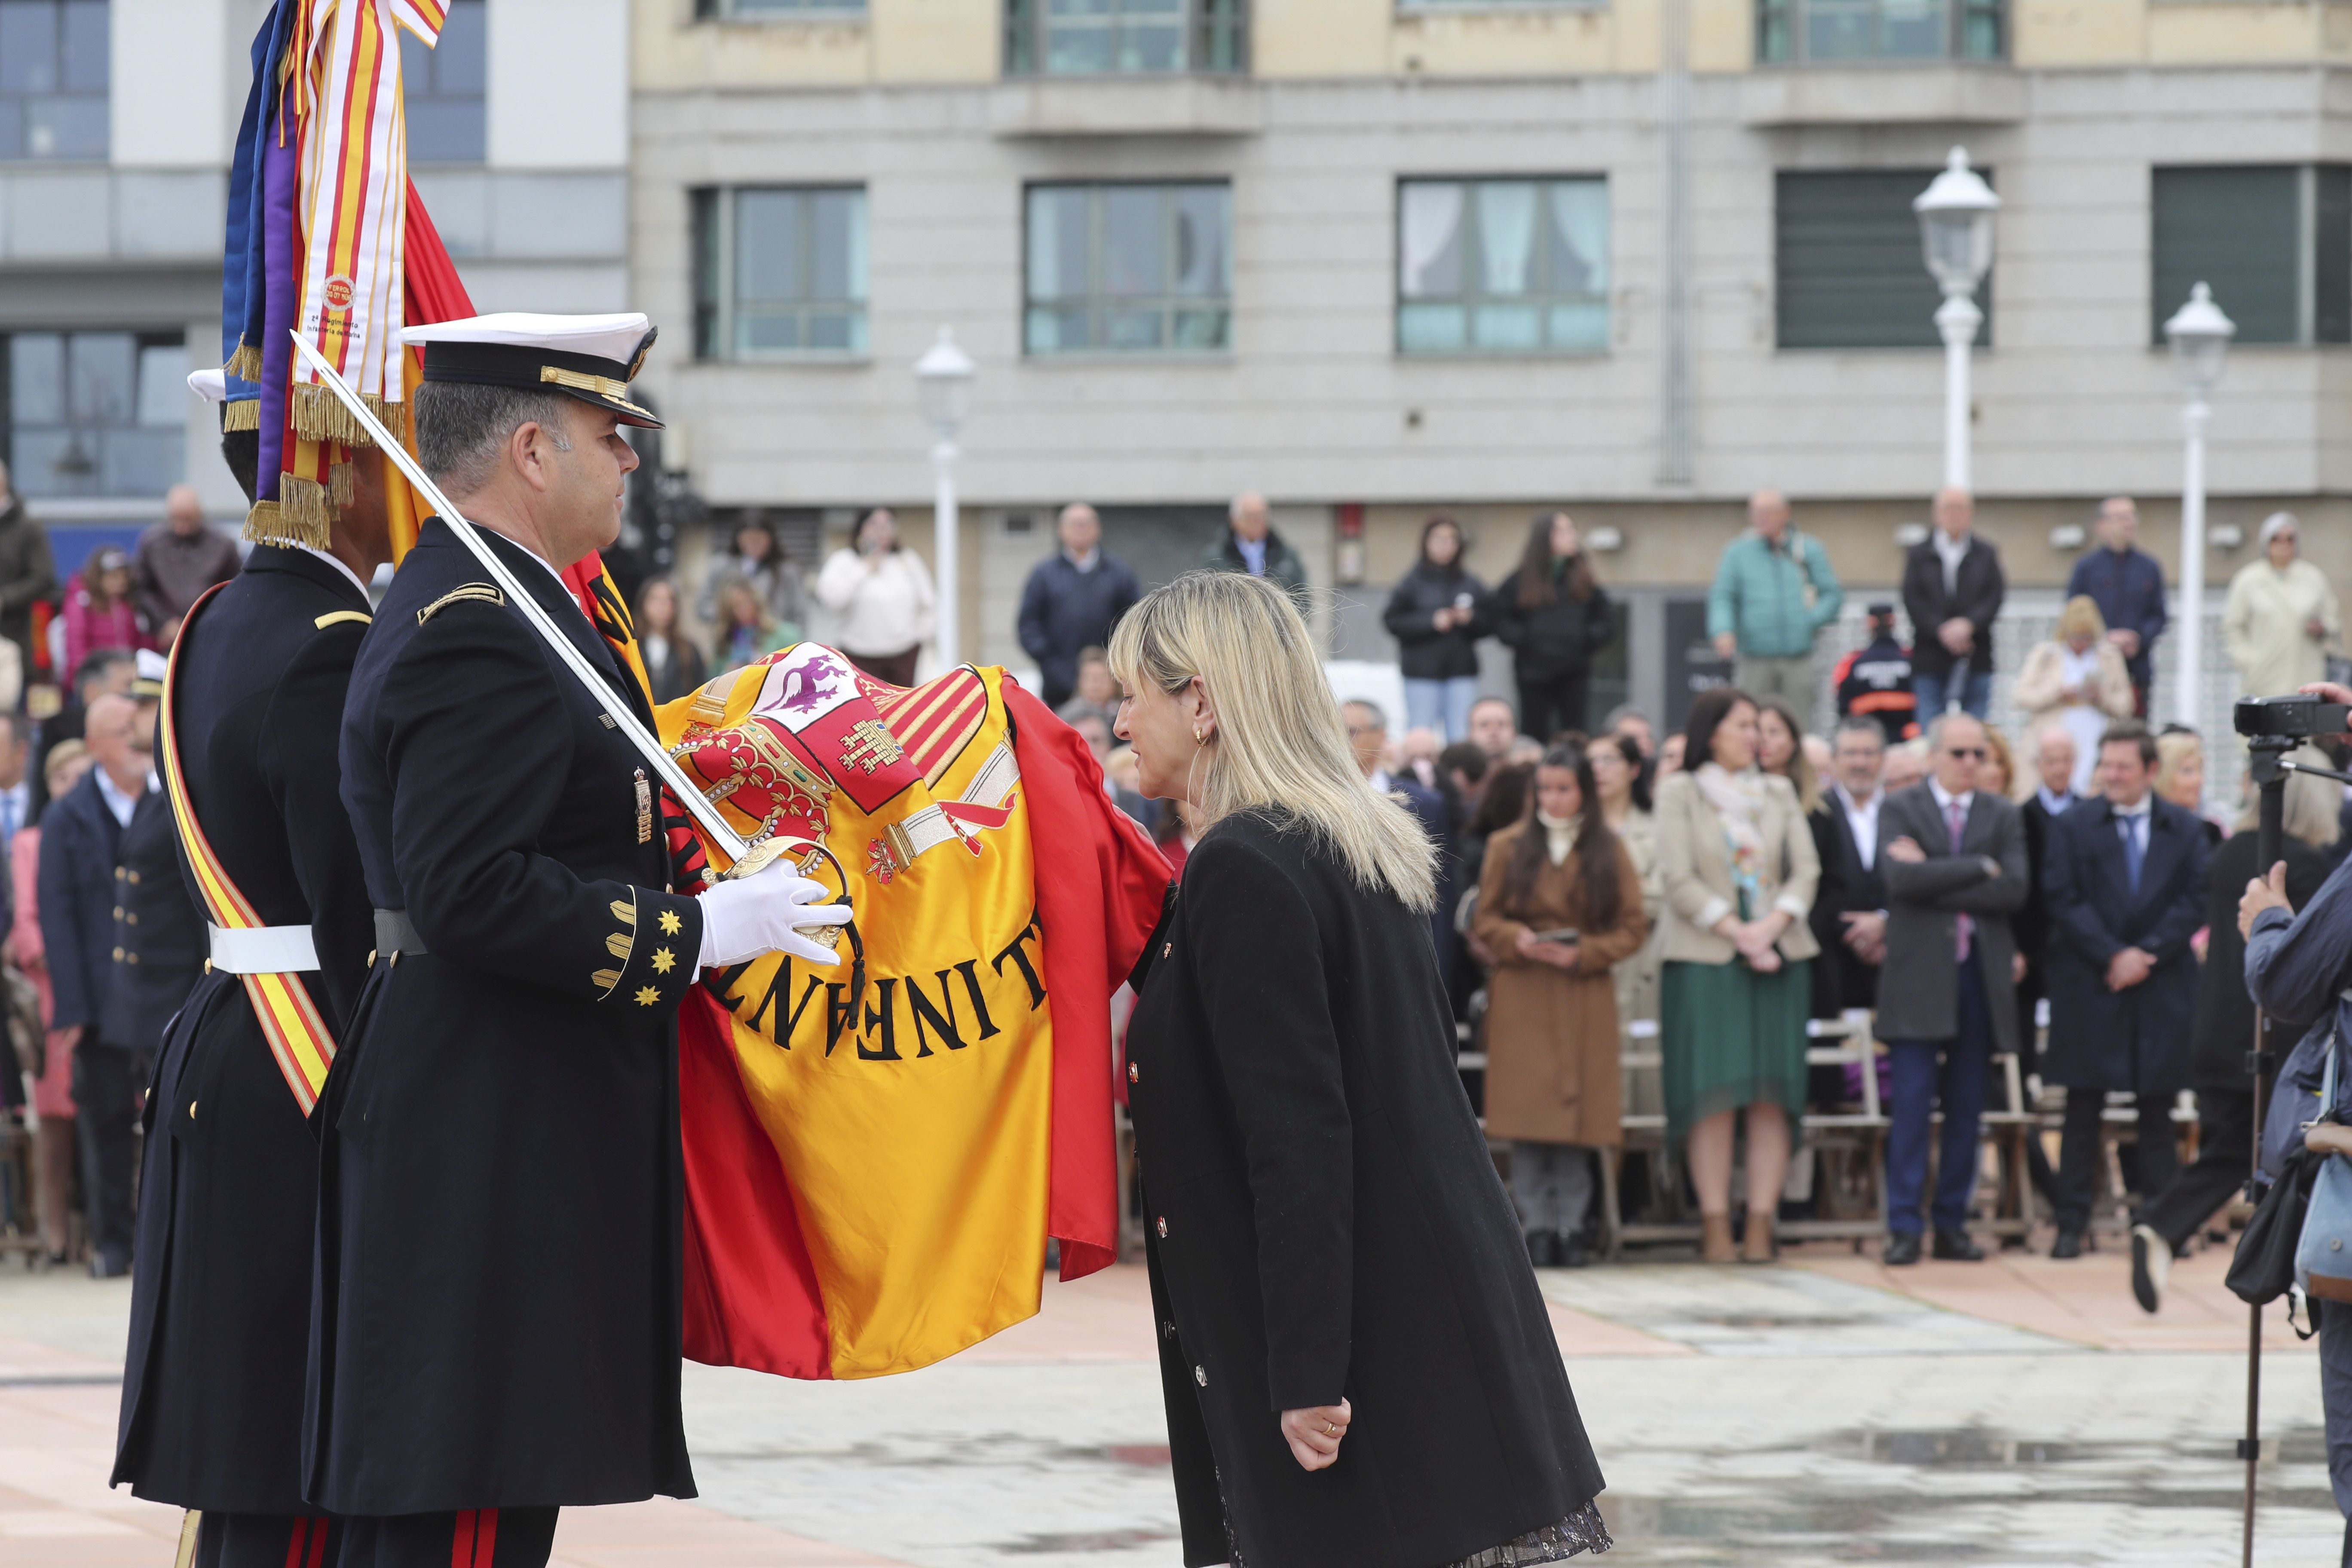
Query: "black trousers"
193 1511 338 1568
1515 671 1591 745
70 1039 147 1267
2053 1087 2180 1234
336 1508 558 1568
2137 1084 2254 1250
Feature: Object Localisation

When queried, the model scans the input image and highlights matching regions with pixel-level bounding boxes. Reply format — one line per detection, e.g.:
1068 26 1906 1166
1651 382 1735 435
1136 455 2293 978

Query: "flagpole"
289 331 785 880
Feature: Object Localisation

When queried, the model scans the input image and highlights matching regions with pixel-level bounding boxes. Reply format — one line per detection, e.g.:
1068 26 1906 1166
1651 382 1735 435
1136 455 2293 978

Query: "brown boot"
1700 1213 1736 1264
1741 1210 1775 1264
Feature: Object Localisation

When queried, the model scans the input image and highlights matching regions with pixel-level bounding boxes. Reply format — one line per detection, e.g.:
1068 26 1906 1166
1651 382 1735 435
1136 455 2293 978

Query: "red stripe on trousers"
306 1518 331 1568
450 1510 475 1568
475 1509 499 1565
284 1518 311 1568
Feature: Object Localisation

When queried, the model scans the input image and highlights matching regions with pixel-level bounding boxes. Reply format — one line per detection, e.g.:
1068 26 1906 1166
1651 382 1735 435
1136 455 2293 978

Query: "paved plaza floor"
0 1241 2342 1566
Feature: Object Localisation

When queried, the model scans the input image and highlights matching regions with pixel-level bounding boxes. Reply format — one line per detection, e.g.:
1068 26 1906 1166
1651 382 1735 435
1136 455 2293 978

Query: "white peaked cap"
399 312 654 364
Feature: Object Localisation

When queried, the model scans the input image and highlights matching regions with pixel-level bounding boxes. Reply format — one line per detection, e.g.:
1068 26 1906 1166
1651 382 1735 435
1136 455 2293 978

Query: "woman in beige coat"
2012 594 2135 797
2224 511 2340 702
1475 743 1650 1268
1654 688 1820 1263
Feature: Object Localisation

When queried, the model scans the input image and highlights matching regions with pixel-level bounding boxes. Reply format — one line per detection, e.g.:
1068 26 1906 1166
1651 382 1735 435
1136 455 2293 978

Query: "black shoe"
1883 1231 1923 1266
1558 1231 1589 1269
1932 1229 1986 1262
2049 1228 2085 1260
88 1252 130 1280
2130 1223 2169 1314
1527 1231 1561 1268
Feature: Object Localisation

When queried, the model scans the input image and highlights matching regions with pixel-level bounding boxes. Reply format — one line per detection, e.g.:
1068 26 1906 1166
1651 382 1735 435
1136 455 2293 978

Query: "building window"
2152 165 2350 347
1025 183 1232 355
1396 178 1609 355
695 0 867 14
3 332 189 499
1002 0 1246 76
0 0 108 160
1756 0 2002 62
399 0 486 164
1776 168 1992 349
693 187 870 358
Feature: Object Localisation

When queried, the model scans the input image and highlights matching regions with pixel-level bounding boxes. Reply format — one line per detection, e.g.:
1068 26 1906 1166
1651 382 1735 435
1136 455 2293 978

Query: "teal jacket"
1706 530 1843 659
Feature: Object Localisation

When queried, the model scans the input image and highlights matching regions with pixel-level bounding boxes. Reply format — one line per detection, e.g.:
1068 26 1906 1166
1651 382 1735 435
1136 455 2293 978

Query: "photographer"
2239 680 2352 1561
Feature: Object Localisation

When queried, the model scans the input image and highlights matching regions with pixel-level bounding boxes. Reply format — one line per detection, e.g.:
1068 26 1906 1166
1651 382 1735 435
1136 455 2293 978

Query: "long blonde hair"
1109 570 1438 913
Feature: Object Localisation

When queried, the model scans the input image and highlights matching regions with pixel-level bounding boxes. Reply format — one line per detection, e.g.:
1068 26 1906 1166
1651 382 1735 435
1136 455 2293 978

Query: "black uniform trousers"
2052 1089 2179 1235
335 1507 558 1568
2137 1084 2254 1250
192 1511 337 1568
71 1038 149 1268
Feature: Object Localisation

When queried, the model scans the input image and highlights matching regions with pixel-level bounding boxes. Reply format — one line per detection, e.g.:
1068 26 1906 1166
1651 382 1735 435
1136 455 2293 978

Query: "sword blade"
285 331 758 866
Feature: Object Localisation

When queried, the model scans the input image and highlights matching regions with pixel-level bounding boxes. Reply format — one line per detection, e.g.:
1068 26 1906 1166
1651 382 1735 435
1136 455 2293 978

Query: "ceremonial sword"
288 330 793 883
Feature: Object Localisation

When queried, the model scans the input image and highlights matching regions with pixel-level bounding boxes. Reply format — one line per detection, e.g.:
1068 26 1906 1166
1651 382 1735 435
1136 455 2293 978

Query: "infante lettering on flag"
656 649 1169 1380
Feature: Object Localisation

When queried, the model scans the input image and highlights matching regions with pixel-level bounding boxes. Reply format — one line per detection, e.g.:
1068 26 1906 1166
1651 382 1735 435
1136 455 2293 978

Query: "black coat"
1380 564 1490 682
311 520 706 1514
1807 794 1886 1015
2191 828 2332 1093
112 546 375 1516
1491 567 1613 682
101 788 205 1054
1125 811 1602 1568
2039 796 2209 1095
2013 793 2072 1023
1900 535 2006 680
37 766 132 1040
1017 551 1141 704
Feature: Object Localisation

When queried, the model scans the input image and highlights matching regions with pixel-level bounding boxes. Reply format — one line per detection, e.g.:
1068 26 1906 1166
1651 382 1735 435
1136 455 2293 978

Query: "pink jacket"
61 575 150 686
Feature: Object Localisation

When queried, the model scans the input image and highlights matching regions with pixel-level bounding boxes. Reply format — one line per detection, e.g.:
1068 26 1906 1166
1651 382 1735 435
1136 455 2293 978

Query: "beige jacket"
1652 769 1821 966
2010 638 2134 734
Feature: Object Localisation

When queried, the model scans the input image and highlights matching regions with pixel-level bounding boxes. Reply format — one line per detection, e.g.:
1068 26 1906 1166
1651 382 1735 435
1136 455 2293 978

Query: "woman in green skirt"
1654 687 1820 1263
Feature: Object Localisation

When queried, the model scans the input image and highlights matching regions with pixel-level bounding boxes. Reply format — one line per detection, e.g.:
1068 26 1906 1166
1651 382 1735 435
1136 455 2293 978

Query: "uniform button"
126 913 138 926
1162 941 1172 959
188 1100 197 1119
112 906 123 919
1194 1365 1207 1387
126 953 139 965
127 871 140 885
111 947 123 960
1162 1319 1177 1338
1156 1216 1168 1238
114 868 125 881
1128 1061 1139 1084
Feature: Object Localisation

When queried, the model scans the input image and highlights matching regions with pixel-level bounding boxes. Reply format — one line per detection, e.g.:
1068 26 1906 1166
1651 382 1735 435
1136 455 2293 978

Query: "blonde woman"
1654 686 1821 1264
1112 570 1610 1568
2154 730 2224 846
1757 697 1820 814
2013 595 2134 796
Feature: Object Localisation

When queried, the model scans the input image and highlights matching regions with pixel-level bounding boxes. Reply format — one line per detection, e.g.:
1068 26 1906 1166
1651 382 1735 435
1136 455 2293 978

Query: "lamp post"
1913 147 2000 490
2162 281 2235 729
913 325 975 668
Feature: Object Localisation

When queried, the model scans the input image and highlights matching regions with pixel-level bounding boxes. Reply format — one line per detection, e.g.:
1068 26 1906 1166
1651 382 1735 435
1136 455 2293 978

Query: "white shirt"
0 780 28 846
2110 791 2152 857
1064 548 1099 573
1933 529 1971 596
1237 535 1268 576
1834 781 1880 872
2037 785 2074 815
1926 775 1974 839
95 766 141 829
294 544 374 601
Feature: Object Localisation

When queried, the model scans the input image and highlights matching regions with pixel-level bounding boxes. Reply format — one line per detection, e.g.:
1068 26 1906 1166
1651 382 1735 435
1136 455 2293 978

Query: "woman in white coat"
2224 511 2340 701
814 508 937 686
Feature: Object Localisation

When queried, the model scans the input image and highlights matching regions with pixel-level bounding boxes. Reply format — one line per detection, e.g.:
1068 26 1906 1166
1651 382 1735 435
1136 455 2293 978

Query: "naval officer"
309 313 848 1567
111 370 389 1566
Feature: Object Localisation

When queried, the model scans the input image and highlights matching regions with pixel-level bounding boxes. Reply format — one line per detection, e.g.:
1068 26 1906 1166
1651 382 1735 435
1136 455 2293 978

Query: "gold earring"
1194 726 1205 744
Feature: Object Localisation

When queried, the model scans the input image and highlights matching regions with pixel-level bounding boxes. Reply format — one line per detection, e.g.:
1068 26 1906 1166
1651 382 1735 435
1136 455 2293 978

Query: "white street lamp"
1913 147 2000 490
913 325 976 668
2162 281 2235 728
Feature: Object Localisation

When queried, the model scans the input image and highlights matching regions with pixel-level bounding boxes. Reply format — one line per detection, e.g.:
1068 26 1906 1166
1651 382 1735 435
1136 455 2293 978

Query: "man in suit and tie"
2040 719 2209 1258
1872 712 2027 1264
1900 487 2006 720
1809 717 1891 1019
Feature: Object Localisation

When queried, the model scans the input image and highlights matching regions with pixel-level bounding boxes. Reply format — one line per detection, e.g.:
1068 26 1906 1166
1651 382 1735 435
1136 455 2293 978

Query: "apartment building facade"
0 0 631 568
633 0 2352 738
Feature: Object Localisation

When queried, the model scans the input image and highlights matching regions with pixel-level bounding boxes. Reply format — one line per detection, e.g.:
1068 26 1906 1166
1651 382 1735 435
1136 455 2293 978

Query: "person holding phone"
1474 742 1650 1266
814 507 936 686
1382 514 1491 744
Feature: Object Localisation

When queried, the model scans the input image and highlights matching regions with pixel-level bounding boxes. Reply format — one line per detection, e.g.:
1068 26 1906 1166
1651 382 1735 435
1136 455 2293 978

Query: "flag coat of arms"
656 648 1170 1379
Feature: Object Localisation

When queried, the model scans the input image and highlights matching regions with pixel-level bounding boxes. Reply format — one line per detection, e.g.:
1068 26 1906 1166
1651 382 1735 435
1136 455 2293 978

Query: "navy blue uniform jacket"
112 545 375 1516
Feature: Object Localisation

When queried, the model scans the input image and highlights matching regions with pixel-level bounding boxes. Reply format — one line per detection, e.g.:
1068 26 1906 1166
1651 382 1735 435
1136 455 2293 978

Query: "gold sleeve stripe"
593 890 639 999
417 584 504 625
591 968 622 991
606 931 633 959
314 610 373 629
611 900 637 925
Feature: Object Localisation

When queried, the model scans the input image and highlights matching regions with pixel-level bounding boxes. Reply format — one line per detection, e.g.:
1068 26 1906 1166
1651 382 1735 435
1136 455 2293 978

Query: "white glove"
696 865 854 969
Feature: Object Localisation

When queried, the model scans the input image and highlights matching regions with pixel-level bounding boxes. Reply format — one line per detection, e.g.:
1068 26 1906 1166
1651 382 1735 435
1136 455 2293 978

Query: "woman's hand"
1515 927 1579 971
1736 914 1788 973
1280 1400 1352 1471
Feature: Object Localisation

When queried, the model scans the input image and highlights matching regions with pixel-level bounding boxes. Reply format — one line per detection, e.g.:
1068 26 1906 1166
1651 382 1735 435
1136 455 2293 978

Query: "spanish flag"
654 648 1169 1378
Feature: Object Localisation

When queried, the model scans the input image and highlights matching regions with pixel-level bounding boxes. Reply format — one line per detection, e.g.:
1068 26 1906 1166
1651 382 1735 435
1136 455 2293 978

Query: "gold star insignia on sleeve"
650 947 675 974
659 909 683 936
635 986 662 1007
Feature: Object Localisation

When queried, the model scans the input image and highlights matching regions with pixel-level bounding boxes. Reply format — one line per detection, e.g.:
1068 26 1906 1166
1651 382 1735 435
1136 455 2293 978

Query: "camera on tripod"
2236 692 2352 741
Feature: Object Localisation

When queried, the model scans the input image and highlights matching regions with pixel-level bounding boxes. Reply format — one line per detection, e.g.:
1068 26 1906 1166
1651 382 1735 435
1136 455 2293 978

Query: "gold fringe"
242 483 333 550
291 382 409 449
328 460 355 508
220 400 260 433
224 342 263 382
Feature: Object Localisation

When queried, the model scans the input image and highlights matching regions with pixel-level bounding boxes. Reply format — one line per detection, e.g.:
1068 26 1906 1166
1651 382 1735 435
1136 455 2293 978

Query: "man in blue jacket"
37 691 152 1276
2065 497 2167 716
1017 502 1140 709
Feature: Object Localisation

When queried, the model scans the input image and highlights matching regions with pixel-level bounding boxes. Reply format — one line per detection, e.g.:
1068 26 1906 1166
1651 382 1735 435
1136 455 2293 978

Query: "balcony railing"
1757 0 2003 63
1003 0 1247 77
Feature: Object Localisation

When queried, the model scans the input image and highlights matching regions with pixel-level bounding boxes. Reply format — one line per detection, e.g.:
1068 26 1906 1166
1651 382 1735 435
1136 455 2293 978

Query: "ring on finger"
1323 1421 1338 1436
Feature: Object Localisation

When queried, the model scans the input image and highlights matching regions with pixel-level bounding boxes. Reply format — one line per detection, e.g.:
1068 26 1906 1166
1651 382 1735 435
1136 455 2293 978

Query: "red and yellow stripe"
159 585 339 1115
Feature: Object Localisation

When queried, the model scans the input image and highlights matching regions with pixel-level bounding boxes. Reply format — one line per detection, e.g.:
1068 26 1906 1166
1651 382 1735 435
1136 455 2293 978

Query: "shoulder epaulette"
315 609 372 629
416 584 504 625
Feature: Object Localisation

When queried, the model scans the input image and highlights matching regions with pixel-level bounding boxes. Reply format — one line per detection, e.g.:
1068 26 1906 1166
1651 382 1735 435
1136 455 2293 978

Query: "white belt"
208 923 321 974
